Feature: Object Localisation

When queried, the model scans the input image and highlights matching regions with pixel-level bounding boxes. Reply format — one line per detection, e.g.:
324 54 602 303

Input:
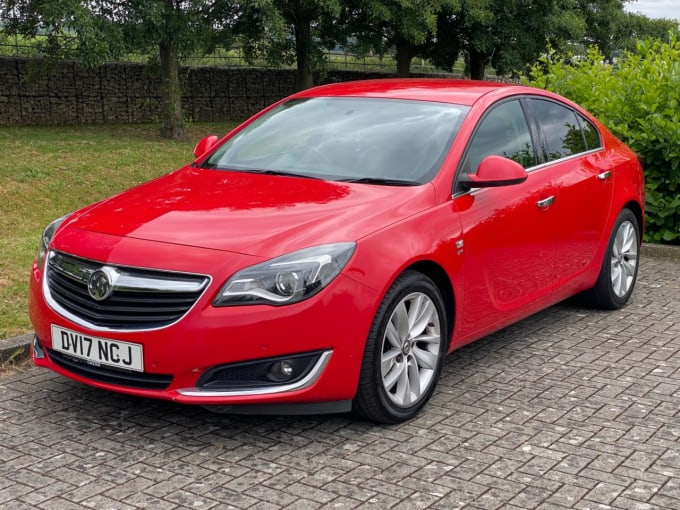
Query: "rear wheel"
353 270 448 423
583 208 640 309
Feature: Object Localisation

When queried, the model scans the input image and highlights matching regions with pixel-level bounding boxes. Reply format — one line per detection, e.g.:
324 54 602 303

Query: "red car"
29 79 644 423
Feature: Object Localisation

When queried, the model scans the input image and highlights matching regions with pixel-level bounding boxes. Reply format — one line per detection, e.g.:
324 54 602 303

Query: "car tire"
582 208 640 310
353 270 448 424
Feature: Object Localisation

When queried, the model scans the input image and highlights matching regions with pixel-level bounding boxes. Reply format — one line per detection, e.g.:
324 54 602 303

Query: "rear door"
525 98 613 295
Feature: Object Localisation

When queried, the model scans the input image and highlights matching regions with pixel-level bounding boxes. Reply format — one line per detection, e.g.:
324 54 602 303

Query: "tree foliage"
574 0 626 57
612 12 679 53
525 39 680 244
431 0 567 79
342 0 455 77
235 0 342 90
430 0 633 80
4 0 126 65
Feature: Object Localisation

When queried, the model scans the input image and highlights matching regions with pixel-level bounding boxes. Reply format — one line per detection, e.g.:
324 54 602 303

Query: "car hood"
66 167 436 257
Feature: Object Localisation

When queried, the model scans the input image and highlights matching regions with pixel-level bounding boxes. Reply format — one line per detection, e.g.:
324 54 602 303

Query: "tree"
5 0 233 139
574 0 626 58
433 0 586 80
431 0 631 80
120 1 233 139
612 12 679 53
236 0 341 90
4 0 126 66
342 0 456 77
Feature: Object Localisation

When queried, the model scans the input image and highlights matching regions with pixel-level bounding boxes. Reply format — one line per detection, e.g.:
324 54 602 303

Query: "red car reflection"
29 79 644 423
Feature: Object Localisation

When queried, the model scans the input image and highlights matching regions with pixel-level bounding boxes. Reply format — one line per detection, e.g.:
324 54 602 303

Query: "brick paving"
1 255 679 509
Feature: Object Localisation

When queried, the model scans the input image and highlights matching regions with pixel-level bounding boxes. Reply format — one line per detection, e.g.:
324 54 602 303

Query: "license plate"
51 325 144 372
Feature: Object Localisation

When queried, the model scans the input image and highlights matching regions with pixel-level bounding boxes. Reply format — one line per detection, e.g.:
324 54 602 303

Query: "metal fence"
0 30 467 77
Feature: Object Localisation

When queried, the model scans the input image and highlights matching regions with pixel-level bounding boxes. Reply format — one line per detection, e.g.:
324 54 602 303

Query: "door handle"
536 196 555 209
597 171 612 181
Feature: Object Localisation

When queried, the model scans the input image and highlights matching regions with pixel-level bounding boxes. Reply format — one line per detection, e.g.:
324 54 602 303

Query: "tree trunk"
294 10 314 90
395 39 413 77
468 49 487 80
159 40 184 139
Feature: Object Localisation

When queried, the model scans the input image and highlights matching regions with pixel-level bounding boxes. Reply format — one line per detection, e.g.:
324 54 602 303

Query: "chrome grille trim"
44 250 211 332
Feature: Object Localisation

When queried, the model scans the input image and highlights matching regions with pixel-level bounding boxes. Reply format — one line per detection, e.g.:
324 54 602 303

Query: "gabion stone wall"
0 57 393 126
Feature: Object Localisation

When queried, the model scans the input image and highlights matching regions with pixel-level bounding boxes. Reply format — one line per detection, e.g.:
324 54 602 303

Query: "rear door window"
577 113 602 150
528 99 595 161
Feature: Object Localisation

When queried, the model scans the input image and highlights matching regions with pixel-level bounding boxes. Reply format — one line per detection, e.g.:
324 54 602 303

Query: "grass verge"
0 122 238 339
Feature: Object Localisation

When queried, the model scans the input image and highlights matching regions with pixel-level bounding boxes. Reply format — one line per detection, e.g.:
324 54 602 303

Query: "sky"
624 0 680 20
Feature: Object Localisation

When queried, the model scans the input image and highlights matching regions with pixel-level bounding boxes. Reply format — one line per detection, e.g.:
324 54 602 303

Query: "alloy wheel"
610 219 638 298
380 292 442 407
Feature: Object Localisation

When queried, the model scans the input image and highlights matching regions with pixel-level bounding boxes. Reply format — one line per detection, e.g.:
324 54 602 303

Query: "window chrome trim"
451 146 606 199
177 350 333 397
527 146 605 172
43 250 212 333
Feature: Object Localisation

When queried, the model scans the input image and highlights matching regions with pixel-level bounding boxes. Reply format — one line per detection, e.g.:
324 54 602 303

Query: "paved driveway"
1 255 679 510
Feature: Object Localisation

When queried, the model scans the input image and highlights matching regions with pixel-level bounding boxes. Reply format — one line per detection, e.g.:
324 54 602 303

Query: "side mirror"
193 135 219 158
460 155 528 188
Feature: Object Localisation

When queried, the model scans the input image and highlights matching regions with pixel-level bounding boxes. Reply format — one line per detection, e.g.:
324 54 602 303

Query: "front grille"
47 348 173 389
45 251 210 330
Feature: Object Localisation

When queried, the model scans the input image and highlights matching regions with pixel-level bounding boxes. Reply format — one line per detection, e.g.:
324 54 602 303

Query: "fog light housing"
197 351 326 390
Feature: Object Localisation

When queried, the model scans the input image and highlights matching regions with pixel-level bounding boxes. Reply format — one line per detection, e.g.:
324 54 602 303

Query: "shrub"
524 38 680 244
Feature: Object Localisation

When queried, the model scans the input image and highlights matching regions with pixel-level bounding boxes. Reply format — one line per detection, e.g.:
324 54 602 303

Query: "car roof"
291 78 528 107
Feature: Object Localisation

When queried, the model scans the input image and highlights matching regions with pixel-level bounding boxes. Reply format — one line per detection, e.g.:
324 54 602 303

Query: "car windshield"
202 97 469 184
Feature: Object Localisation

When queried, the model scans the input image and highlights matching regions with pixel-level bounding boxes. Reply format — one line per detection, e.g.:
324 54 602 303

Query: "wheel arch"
405 260 456 349
623 200 644 242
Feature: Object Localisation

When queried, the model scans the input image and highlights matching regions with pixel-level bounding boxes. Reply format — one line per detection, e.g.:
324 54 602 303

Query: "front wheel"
353 271 448 423
582 208 640 309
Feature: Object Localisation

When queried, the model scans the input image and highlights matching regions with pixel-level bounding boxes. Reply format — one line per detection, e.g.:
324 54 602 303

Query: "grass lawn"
0 122 238 340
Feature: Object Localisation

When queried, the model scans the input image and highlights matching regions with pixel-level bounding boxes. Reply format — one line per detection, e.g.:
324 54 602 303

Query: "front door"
452 99 557 344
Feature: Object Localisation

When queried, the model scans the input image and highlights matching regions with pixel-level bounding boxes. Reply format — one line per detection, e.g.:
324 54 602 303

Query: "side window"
577 113 602 150
463 100 537 174
529 99 586 161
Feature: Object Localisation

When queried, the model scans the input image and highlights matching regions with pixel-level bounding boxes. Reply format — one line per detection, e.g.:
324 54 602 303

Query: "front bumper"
29 252 379 409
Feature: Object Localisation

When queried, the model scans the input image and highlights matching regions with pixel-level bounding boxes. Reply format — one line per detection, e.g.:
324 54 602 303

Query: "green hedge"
524 38 680 244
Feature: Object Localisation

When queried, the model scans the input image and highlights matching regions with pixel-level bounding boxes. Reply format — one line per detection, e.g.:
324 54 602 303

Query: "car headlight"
214 242 356 306
37 214 70 268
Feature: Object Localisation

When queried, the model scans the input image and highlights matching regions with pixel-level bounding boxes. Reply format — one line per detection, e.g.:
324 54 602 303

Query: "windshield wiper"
249 169 324 180
337 177 419 186
204 167 323 180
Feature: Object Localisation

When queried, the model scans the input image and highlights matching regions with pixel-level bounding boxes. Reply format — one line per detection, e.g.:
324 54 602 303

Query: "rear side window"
577 113 602 150
529 99 586 161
